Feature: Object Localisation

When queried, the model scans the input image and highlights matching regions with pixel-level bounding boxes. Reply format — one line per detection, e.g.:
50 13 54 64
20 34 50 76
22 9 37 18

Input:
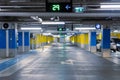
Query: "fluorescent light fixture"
42 21 65 25
100 5 120 9
21 27 42 30
43 33 52 35
114 30 119 33
98 8 120 10
100 2 120 5
75 27 96 30
53 35 60 37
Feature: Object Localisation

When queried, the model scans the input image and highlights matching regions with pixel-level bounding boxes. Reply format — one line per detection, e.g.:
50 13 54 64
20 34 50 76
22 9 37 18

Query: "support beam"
1 12 120 17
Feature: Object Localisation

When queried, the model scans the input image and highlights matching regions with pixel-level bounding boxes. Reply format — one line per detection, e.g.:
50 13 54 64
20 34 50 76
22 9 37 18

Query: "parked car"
96 39 102 51
96 39 117 52
111 38 120 51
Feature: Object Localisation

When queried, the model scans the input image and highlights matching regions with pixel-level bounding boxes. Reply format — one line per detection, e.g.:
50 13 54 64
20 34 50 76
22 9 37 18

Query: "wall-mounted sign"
75 7 84 13
95 24 101 29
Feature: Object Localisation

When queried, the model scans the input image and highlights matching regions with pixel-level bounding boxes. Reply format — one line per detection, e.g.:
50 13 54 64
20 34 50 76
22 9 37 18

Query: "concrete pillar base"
0 49 17 58
77 44 81 48
81 44 85 49
90 46 96 53
0 49 6 58
30 44 35 49
102 49 111 57
9 49 17 57
24 46 30 52
18 46 24 53
84 44 89 51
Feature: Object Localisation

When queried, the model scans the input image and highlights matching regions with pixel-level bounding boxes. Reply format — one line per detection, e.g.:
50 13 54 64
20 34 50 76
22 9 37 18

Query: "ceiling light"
100 2 120 5
75 27 96 30
21 27 42 30
100 5 120 9
113 30 119 33
43 33 52 35
42 21 65 25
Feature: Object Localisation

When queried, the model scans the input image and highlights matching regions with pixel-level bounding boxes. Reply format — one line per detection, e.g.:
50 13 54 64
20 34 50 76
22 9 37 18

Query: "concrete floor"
0 43 120 80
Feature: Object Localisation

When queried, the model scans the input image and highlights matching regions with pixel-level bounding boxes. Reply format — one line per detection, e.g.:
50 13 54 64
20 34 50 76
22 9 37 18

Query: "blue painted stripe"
0 51 36 72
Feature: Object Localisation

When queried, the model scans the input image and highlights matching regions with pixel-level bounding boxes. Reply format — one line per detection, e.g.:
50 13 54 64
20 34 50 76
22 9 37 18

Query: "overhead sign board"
46 0 72 12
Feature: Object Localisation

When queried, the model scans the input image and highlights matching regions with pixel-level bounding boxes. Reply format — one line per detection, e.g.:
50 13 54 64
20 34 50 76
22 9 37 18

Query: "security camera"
50 16 59 21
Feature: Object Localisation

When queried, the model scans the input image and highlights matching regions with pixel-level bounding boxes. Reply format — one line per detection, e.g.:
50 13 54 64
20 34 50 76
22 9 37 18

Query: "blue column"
8 29 17 57
0 30 6 48
9 29 17 49
101 28 111 57
24 32 30 51
18 32 24 53
90 32 96 46
0 30 6 58
90 32 97 53
102 29 110 49
18 32 22 47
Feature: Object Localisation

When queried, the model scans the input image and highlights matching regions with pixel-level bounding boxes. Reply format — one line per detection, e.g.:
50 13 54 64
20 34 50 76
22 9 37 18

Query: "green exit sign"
75 7 84 12
46 3 72 12
52 4 60 11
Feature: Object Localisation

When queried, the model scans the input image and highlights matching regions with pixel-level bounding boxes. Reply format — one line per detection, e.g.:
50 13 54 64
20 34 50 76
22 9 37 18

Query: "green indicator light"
59 28 62 31
52 4 60 11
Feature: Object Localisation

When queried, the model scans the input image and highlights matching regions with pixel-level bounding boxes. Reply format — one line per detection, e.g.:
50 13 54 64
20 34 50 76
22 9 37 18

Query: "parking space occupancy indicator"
52 4 60 11
46 0 72 12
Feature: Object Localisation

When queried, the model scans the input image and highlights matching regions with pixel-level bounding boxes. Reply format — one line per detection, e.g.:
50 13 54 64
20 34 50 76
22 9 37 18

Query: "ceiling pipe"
0 12 120 17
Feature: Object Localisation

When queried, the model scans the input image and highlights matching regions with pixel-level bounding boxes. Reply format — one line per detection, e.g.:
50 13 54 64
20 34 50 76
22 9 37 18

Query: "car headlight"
117 44 120 46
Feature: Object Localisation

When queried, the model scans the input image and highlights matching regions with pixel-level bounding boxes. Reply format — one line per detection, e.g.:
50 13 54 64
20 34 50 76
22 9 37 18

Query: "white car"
96 39 116 52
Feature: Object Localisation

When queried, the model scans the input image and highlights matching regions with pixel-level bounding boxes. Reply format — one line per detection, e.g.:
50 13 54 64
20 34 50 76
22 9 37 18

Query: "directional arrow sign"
65 4 71 10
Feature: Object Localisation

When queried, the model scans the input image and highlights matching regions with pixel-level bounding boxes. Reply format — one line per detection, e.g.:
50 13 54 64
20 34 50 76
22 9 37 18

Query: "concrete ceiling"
0 0 120 33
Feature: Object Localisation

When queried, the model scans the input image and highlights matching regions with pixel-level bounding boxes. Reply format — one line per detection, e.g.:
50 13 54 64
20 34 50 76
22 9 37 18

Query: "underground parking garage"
1 0 120 80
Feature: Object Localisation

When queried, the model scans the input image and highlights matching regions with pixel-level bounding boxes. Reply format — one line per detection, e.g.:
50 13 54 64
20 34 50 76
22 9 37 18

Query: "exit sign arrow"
65 4 71 10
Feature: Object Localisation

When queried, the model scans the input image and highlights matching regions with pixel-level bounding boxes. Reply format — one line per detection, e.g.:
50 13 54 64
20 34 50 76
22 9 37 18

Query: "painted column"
76 34 81 48
101 28 111 57
81 34 85 48
84 33 89 50
0 23 17 58
0 30 7 58
90 32 97 53
36 34 41 48
24 32 30 52
9 29 17 57
30 33 35 50
18 32 25 53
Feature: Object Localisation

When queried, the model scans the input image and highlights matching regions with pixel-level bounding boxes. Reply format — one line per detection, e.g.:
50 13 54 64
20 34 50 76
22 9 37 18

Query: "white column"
88 31 91 51
6 29 9 57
